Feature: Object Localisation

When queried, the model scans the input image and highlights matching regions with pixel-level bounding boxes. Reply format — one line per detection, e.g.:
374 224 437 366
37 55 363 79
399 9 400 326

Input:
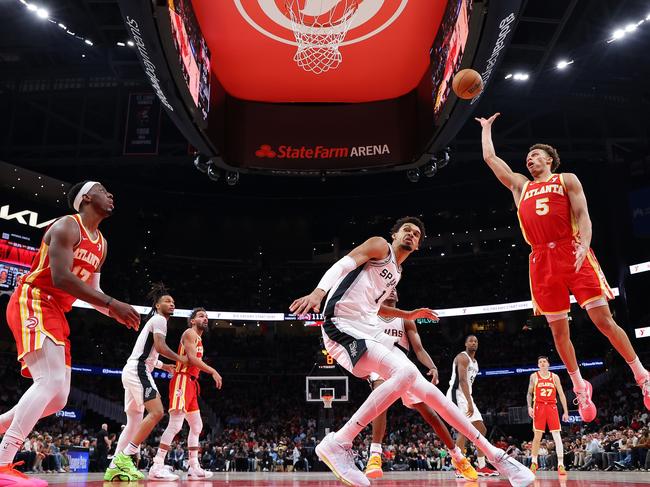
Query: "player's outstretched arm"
182 329 222 389
379 304 438 321
475 113 528 197
404 320 438 384
48 218 140 330
289 236 390 315
553 373 570 422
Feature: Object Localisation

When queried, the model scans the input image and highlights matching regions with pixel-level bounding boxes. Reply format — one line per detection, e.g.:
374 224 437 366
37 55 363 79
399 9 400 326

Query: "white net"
322 395 334 408
286 0 359 75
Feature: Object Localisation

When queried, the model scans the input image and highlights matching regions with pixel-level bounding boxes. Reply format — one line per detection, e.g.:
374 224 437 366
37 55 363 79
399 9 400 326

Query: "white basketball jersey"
378 316 409 351
126 314 167 372
447 351 479 396
323 243 401 323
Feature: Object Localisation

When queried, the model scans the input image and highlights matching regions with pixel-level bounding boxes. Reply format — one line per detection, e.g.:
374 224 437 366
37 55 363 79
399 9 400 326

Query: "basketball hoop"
321 394 334 408
286 0 359 75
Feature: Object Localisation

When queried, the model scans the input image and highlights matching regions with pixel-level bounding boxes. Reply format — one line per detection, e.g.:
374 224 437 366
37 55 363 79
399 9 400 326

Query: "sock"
477 456 486 468
551 431 564 466
532 455 538 464
0 434 23 466
154 446 168 465
449 446 464 462
370 443 382 456
124 442 139 456
189 449 199 467
568 369 586 390
626 356 648 383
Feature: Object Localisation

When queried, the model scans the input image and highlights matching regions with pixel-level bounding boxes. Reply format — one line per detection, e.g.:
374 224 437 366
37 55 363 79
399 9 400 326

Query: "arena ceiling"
0 0 648 202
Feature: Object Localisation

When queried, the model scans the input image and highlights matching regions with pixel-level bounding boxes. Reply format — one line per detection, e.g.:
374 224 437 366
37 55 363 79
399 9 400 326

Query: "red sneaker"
573 380 597 422
476 465 499 477
0 462 48 486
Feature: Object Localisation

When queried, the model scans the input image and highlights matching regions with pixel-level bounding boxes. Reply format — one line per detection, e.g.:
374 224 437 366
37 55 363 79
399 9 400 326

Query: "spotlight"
423 161 437 178
207 164 221 182
612 29 625 40
127 40 135 47
84 39 93 46
513 72 529 81
226 171 240 186
624 23 637 32
116 42 126 47
556 59 574 70
193 155 209 173
36 8 48 19
406 168 420 183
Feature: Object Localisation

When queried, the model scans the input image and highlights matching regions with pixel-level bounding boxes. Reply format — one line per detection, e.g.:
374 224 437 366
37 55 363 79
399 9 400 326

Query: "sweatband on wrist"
317 255 357 292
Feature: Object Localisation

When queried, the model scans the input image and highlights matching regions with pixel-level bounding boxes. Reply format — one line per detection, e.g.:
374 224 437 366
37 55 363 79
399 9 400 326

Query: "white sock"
370 443 382 456
189 449 199 467
154 446 168 465
477 456 486 468
551 431 564 466
532 455 538 464
449 446 464 462
124 442 139 456
568 369 586 391
626 356 648 383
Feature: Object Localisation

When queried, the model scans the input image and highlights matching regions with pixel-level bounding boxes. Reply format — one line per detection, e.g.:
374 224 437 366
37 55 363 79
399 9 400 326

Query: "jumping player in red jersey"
476 113 650 418
149 307 223 481
526 356 569 477
0 181 140 486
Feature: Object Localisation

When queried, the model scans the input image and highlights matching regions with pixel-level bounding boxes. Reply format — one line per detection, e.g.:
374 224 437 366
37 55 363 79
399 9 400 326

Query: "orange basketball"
452 69 484 100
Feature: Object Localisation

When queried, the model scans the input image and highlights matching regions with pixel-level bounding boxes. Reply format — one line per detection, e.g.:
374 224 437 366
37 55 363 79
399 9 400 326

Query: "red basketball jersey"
534 372 557 404
175 333 203 378
517 174 577 246
21 214 105 312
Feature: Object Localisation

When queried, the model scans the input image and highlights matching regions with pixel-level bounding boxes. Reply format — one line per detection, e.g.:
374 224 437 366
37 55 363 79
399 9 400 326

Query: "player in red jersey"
0 181 140 486
476 113 650 418
149 307 222 481
526 356 569 477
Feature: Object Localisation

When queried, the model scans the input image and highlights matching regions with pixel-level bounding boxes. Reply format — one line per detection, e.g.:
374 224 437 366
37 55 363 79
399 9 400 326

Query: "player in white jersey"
105 283 187 482
364 290 477 482
447 335 496 477
290 217 534 487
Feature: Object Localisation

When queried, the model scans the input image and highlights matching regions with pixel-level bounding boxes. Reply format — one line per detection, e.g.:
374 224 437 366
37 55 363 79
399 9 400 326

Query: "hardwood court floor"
41 470 650 486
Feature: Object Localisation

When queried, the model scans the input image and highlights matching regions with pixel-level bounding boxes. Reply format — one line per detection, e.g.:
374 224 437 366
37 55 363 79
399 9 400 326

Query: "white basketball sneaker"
491 449 535 487
315 432 369 487
148 462 180 481
187 464 213 480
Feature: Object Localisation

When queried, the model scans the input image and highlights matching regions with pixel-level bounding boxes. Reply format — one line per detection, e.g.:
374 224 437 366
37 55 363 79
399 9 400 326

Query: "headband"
72 181 100 212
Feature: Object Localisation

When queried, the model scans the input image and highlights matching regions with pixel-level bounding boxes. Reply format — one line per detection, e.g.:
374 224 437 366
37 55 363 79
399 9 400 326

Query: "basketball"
452 69 484 100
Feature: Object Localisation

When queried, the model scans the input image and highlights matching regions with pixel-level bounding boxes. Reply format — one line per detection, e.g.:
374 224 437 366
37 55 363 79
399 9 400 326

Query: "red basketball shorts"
534 402 561 432
169 373 200 413
6 284 71 378
529 242 614 315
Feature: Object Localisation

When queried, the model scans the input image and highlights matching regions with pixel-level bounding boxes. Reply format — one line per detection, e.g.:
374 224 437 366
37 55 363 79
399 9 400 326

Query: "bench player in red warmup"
0 181 140 486
476 113 650 419
526 356 569 477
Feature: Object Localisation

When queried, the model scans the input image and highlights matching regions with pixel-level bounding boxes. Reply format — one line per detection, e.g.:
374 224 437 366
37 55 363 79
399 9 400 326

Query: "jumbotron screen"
118 0 524 174
168 0 211 121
